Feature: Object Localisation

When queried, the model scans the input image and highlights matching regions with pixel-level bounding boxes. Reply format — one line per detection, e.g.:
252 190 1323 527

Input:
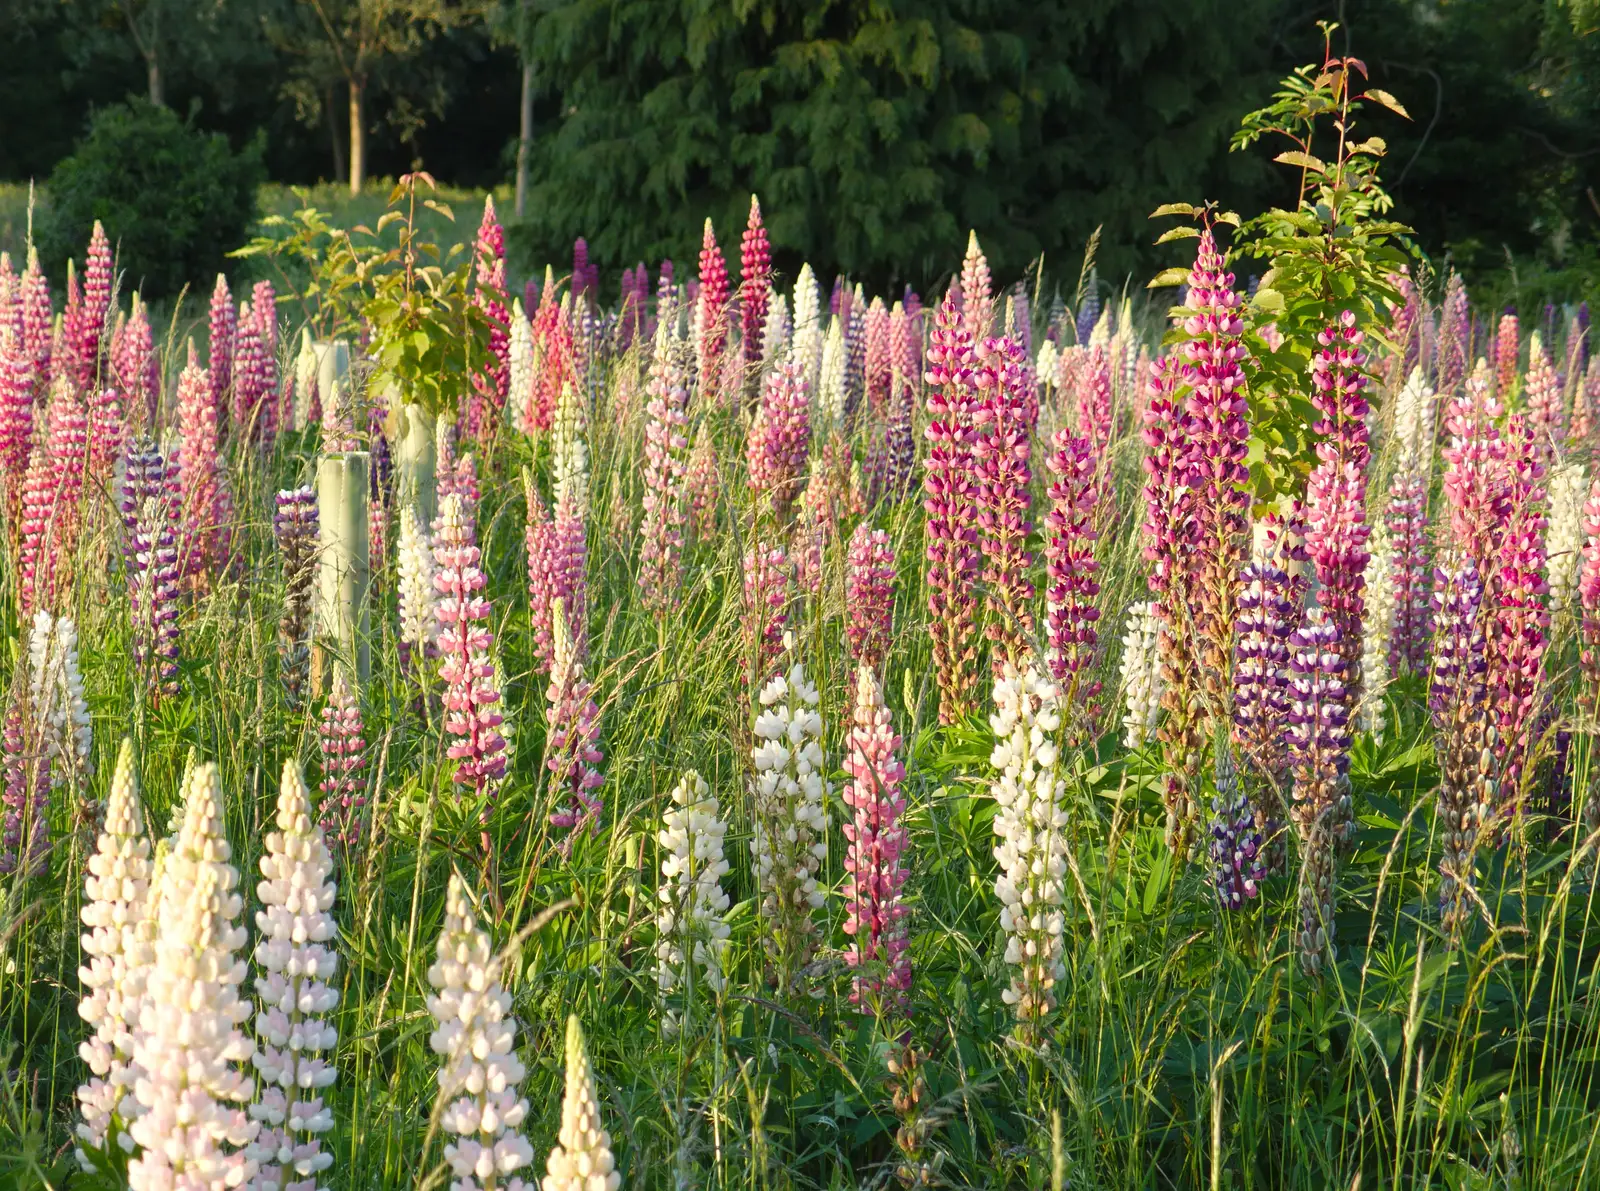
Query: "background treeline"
3 0 1598 300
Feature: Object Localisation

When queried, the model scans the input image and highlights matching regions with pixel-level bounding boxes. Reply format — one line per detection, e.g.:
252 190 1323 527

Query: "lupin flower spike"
176 353 232 579
922 293 983 723
746 352 812 520
841 665 911 1014
397 504 439 674
990 663 1067 1046
248 760 339 1191
120 439 181 699
435 494 507 812
740 195 771 366
694 218 729 385
1179 228 1252 700
274 486 318 706
749 654 829 991
741 541 791 685
639 328 691 615
427 874 538 1191
972 335 1036 673
542 1016 621 1191
1286 615 1352 978
546 602 605 839
1208 741 1264 910
1545 462 1588 615
318 667 368 855
960 231 993 344
1304 311 1372 707
1043 429 1101 720
75 739 154 1164
126 761 258 1190
845 524 895 674
1429 558 1492 933
1119 601 1165 750
1487 415 1549 809
655 770 731 1032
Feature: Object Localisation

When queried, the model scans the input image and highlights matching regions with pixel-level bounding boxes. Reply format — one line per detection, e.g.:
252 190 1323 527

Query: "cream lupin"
29 608 91 781
509 298 535 421
75 738 154 1163
127 761 259 1190
426 874 535 1191
248 760 339 1191
818 320 847 429
397 504 439 667
1358 524 1398 739
541 1016 621 1191
990 664 1068 1045
791 263 823 387
749 651 829 987
552 383 590 522
1547 461 1588 614
655 770 731 1030
1119 600 1165 749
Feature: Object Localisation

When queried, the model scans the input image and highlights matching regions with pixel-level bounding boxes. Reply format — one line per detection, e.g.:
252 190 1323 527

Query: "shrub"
41 100 263 299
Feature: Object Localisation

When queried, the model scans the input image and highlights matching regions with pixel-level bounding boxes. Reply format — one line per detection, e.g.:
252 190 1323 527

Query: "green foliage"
513 0 1280 288
236 172 490 417
1219 26 1414 503
39 98 263 299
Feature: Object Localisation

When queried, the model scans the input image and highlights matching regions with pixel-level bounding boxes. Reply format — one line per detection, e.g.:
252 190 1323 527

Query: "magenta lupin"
922 293 983 723
973 334 1035 673
1042 429 1100 707
740 196 771 367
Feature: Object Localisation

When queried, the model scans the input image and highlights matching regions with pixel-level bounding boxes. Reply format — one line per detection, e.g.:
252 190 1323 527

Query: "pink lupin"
845 524 895 674
840 665 910 1014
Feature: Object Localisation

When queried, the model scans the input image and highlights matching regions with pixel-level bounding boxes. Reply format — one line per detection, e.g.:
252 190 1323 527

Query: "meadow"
4 62 1600 1191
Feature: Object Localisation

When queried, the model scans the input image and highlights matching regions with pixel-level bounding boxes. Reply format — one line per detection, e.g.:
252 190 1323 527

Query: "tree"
277 0 477 194
513 0 1281 289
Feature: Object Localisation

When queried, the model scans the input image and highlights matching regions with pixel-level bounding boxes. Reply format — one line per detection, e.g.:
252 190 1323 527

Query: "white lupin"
552 383 590 521
1088 305 1113 350
397 504 439 661
542 1015 621 1191
1547 461 1588 614
655 770 731 1029
817 320 847 429
510 298 535 421
426 874 535 1191
75 738 155 1164
1119 601 1164 749
791 264 823 387
1358 524 1398 739
1035 339 1058 395
29 608 92 781
749 659 829 970
127 761 259 1191
247 760 339 1191
989 665 1068 1042
1392 365 1436 461
292 329 318 428
761 292 791 368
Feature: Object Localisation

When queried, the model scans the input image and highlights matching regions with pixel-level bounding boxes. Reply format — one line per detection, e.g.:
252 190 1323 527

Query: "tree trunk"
348 77 366 196
516 61 534 219
146 55 163 106
326 86 346 185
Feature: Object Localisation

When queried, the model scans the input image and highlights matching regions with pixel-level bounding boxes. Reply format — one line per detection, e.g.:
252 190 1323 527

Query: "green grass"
1 276 1599 1191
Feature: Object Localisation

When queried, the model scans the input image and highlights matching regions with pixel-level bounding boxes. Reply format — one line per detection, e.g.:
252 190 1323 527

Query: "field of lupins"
7 69 1600 1190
